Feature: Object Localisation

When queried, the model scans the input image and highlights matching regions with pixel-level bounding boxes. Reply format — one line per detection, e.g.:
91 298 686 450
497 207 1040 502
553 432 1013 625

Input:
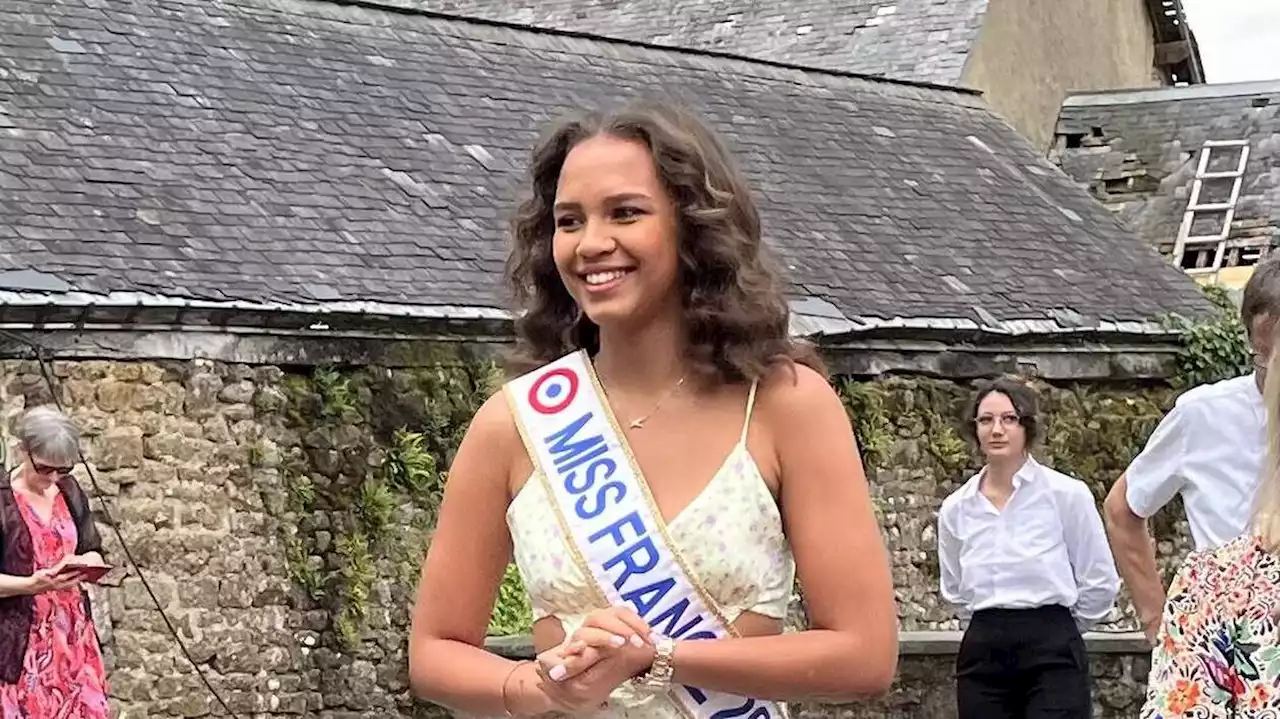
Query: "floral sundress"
0 490 109 718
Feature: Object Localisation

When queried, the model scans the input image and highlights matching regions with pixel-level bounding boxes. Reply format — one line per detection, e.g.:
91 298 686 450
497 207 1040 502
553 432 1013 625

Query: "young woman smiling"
407 99 899 718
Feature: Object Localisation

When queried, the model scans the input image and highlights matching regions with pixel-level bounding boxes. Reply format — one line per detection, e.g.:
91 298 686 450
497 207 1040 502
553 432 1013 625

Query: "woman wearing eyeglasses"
0 405 110 718
936 377 1120 719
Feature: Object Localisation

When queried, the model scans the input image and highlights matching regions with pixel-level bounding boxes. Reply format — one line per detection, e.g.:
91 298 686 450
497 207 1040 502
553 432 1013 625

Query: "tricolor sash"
506 350 785 719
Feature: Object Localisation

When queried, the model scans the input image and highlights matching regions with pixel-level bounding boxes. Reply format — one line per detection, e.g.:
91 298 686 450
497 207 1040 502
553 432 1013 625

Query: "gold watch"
636 635 676 692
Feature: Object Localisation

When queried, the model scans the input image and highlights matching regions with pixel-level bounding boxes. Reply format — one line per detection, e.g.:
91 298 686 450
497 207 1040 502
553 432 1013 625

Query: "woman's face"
20 444 72 486
975 391 1026 460
551 133 681 331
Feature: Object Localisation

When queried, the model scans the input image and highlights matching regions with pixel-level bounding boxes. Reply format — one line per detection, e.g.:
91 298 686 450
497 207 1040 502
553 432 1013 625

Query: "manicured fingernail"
610 634 626 647
549 664 567 682
630 634 644 648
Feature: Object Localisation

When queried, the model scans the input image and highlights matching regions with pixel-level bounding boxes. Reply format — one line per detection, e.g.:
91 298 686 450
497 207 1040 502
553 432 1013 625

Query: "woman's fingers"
565 626 629 655
539 640 605 683
552 625 639 682
535 645 565 681
48 573 78 591
537 674 608 713
550 646 606 682
582 607 651 647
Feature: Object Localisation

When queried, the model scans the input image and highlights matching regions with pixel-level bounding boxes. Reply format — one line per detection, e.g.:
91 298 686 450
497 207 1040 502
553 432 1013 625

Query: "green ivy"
1040 388 1166 499
314 366 359 420
839 378 892 471
334 531 377 649
488 564 534 637
356 479 397 544
1163 284 1251 390
925 421 970 477
385 429 444 508
269 355 535 647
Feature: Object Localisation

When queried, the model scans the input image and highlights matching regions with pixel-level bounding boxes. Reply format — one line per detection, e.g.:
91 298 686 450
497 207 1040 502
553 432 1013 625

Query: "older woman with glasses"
937 377 1120 719
0 406 110 718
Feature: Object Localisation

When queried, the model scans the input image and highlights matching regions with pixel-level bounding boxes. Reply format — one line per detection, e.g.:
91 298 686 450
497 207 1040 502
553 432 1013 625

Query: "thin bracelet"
501 660 533 717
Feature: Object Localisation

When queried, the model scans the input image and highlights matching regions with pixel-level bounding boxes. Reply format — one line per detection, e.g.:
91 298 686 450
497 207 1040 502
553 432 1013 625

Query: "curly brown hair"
504 98 824 384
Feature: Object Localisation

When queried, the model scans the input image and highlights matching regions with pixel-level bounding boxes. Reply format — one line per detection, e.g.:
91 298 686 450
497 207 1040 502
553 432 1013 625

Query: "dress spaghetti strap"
740 380 759 445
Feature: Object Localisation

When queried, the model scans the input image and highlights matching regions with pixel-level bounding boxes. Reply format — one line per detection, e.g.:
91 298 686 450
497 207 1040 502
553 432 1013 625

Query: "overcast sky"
1181 0 1280 83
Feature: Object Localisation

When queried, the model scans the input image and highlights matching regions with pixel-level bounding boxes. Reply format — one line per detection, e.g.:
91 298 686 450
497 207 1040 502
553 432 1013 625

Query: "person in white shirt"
1102 258 1280 646
938 377 1120 719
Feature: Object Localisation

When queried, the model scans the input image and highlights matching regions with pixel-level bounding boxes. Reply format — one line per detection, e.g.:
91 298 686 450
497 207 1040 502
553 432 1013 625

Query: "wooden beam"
1155 39 1192 65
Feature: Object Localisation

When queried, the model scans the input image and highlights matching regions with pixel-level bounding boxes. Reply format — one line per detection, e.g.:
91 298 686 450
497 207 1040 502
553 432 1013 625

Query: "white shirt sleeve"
1060 483 1121 632
937 501 969 621
1124 403 1191 518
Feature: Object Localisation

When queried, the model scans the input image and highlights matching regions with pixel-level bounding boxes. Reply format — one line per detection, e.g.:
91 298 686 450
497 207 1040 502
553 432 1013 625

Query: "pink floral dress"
0 491 109 718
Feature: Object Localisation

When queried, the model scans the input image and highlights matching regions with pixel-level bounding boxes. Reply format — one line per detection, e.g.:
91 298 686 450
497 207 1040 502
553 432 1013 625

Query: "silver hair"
17 405 81 467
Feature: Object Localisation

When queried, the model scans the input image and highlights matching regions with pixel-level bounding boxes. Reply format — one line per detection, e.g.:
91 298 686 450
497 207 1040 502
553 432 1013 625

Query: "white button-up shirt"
937 457 1120 632
1124 373 1265 551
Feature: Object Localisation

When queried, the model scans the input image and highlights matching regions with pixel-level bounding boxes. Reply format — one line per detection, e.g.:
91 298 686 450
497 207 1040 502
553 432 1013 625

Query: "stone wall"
1 358 323 718
489 633 1153 719
798 649 1151 719
0 349 1190 717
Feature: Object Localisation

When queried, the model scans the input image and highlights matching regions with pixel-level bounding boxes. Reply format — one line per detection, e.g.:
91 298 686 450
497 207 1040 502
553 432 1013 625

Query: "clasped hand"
536 606 658 713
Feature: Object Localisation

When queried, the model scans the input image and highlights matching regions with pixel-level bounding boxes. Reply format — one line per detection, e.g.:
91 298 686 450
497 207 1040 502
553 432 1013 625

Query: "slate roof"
398 0 990 87
1053 82 1280 271
0 0 1210 337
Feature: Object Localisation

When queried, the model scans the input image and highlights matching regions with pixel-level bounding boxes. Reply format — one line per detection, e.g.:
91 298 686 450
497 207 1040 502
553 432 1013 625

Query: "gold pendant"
629 418 645 430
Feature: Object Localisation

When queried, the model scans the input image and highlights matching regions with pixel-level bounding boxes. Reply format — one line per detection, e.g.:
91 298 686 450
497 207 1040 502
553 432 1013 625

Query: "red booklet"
56 563 113 584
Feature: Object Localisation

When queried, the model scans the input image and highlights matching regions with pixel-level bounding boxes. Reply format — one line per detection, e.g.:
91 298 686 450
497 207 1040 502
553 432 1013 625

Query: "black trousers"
956 605 1092 719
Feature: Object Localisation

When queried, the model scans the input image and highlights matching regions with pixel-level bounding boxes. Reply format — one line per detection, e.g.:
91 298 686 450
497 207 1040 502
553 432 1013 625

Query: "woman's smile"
581 267 635 294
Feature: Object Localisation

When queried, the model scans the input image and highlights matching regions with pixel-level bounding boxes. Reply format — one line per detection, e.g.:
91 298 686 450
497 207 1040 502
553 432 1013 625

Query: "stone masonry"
0 355 1188 717
2 358 326 718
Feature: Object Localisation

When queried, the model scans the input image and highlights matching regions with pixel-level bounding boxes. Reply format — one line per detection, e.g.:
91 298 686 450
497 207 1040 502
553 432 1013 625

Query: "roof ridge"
319 0 983 96
1063 79 1280 107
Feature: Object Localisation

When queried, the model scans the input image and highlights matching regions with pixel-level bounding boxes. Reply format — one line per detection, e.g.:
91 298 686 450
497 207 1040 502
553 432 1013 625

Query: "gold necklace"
626 376 686 430
598 372 687 429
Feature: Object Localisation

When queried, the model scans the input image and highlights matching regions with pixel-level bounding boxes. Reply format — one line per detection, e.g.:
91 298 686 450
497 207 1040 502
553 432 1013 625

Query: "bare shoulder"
754 361 844 422
752 362 854 484
467 387 522 446
450 386 527 492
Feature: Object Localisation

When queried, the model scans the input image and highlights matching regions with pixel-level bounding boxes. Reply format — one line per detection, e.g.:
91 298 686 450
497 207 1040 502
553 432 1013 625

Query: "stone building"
0 0 1215 717
413 0 1204 151
1053 80 1280 292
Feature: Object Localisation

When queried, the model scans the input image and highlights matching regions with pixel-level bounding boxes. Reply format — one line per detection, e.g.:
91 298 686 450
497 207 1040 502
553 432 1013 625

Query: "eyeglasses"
975 413 1021 429
30 461 74 476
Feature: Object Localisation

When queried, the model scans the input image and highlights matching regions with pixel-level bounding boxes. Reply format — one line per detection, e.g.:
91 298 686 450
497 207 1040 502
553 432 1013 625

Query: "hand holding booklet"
55 557 113 584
